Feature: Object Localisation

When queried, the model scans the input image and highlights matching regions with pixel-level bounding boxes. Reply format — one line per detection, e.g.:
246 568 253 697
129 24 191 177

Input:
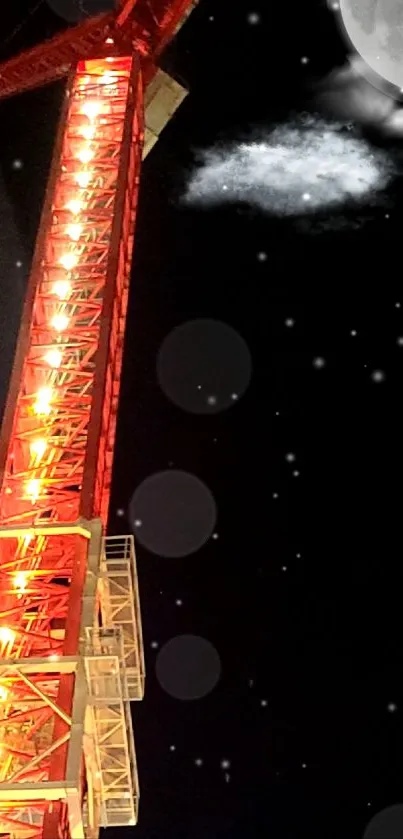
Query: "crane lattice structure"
0 2 199 837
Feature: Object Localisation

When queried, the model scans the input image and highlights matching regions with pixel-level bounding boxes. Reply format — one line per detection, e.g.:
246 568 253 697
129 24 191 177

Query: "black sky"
1 2 403 838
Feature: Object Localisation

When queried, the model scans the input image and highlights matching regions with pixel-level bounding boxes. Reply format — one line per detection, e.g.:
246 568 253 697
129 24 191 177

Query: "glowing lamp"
51 313 69 332
65 199 84 214
30 438 47 458
52 280 71 299
76 147 93 164
80 101 101 119
59 253 78 270
66 223 82 241
98 74 115 86
75 171 91 188
14 572 28 592
25 478 41 502
44 348 62 368
0 627 15 645
33 387 53 415
79 125 96 140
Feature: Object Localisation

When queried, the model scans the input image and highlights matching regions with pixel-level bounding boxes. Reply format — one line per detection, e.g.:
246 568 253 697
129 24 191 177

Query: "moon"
339 0 403 90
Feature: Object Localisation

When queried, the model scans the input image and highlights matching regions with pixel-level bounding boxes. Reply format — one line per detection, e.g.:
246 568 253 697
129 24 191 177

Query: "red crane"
0 2 198 837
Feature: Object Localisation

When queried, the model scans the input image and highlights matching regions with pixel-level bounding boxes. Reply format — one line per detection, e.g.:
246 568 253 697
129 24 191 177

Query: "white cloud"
183 116 395 217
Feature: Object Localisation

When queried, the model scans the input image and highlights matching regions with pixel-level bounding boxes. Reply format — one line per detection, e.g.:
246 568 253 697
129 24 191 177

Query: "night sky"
1 1 403 838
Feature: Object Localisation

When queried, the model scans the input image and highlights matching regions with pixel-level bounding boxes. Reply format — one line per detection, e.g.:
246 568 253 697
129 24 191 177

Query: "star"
285 453 296 462
301 56 309 64
116 508 124 516
194 758 203 767
150 641 159 649
12 159 23 170
397 337 403 346
272 492 279 499
134 518 142 527
313 357 326 368
285 318 295 327
220 759 231 769
350 330 357 336
293 470 300 477
257 251 267 261
169 745 176 752
387 702 398 712
175 599 183 606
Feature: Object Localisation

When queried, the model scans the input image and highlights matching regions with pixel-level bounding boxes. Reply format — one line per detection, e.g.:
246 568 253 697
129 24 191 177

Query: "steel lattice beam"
0 2 199 836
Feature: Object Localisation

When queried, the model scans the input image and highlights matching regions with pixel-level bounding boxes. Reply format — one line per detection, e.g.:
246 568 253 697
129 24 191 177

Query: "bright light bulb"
52 280 71 299
79 125 96 140
0 627 15 645
81 101 101 119
98 74 115 85
25 478 41 502
14 572 28 592
0 686 8 701
76 147 94 164
30 438 47 458
66 223 82 241
51 313 69 332
59 253 78 270
44 349 62 368
33 387 53 415
75 171 91 188
65 199 84 214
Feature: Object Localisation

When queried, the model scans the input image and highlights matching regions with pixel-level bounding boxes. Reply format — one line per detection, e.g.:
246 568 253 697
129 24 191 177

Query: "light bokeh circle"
129 470 217 557
155 634 221 700
157 319 252 415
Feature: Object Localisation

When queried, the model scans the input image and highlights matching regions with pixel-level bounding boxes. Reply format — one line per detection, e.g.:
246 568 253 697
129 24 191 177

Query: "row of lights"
0 63 120 663
24 78 111 506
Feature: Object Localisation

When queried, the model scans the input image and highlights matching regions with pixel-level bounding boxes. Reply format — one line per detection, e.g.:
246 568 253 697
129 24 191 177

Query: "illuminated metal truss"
0 56 143 530
98 535 145 701
0 519 143 838
0 1 200 836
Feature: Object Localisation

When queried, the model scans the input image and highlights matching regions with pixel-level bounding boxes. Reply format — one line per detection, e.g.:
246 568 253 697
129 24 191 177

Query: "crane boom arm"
0 12 118 101
0 0 199 102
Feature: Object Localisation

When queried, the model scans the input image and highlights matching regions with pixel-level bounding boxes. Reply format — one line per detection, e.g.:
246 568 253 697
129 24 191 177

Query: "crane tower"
0 1 199 837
